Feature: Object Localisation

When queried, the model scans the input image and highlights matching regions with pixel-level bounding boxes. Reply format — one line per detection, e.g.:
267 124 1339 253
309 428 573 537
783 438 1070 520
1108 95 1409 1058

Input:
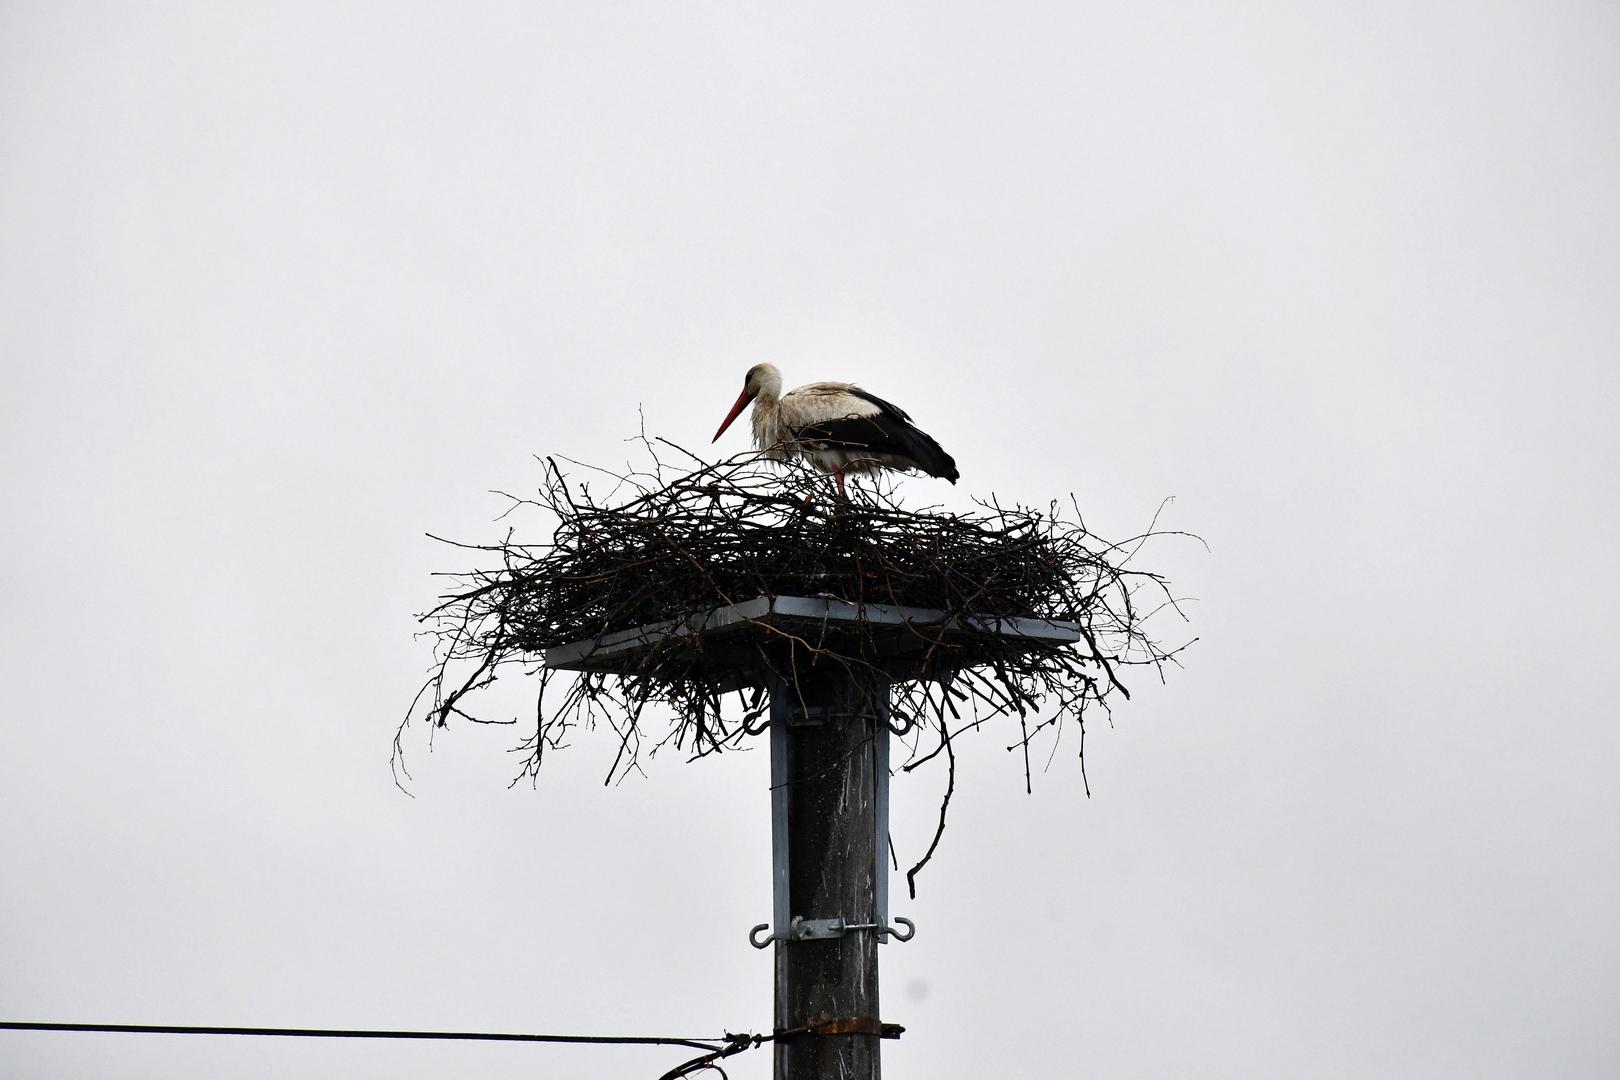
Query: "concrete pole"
770 667 889 1080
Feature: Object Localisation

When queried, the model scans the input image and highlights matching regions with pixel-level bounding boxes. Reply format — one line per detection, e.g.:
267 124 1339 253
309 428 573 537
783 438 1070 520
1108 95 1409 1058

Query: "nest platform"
544 594 1086 686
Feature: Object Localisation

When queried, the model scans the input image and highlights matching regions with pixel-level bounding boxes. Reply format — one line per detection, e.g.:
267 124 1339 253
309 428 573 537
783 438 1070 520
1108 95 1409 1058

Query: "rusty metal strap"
780 1015 905 1040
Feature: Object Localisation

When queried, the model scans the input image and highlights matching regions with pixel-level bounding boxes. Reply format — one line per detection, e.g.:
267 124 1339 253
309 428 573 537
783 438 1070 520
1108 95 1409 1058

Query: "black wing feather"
794 393 959 483
847 387 913 422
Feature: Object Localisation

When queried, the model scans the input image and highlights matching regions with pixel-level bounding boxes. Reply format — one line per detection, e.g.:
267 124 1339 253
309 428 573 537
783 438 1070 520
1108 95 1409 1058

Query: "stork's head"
712 363 782 442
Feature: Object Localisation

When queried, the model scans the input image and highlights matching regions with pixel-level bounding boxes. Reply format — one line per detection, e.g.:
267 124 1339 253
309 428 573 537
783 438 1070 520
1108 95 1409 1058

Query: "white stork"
711 363 959 496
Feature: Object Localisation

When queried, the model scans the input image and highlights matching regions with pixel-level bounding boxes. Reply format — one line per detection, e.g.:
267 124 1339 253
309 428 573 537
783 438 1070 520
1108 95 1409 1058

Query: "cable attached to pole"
656 1016 906 1080
0 1021 724 1054
2 1014 901 1078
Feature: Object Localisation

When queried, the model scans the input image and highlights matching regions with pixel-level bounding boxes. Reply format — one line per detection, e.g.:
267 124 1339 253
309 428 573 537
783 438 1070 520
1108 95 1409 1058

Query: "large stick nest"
400 437 1194 890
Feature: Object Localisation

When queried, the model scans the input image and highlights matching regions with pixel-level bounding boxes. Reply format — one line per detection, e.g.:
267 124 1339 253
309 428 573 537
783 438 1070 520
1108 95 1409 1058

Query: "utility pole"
544 595 1081 1080
768 666 891 1078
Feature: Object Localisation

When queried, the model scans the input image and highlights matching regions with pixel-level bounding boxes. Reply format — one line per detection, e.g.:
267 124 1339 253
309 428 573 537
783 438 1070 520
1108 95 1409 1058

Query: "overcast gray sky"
3 3 1618 1077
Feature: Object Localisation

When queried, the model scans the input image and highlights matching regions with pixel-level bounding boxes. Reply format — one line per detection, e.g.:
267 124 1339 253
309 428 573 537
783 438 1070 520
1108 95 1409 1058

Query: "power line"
0 1021 726 1054
1 1016 894 1079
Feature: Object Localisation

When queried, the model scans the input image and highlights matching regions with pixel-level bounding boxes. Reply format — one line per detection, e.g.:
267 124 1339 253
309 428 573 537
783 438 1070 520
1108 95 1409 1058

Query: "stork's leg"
835 467 847 499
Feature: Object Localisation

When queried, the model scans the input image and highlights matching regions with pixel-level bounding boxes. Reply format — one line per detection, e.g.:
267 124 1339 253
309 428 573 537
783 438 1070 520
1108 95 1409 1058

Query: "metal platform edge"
543 595 1085 671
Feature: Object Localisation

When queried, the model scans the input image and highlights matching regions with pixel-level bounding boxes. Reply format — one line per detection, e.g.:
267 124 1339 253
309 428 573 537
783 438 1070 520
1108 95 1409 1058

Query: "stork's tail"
904 424 959 484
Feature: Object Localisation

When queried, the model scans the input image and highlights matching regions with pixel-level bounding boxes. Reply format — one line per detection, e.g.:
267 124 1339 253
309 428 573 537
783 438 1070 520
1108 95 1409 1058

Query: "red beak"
712 388 754 443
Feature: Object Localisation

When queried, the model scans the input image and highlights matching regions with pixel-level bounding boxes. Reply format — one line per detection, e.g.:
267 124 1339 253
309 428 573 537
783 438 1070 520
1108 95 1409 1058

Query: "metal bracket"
800 1013 906 1040
792 917 846 940
788 706 887 729
749 916 914 949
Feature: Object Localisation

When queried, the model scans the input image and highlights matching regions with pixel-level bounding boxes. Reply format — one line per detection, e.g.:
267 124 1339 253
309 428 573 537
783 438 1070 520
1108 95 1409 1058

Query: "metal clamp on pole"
790 1013 906 1040
749 916 915 948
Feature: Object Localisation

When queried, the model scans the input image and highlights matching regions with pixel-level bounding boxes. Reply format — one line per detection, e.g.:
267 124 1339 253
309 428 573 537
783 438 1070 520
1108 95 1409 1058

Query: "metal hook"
749 917 915 947
741 708 770 737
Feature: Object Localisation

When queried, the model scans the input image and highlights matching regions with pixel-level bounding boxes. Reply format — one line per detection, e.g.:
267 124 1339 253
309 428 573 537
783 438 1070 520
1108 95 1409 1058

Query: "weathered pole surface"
771 666 887 1080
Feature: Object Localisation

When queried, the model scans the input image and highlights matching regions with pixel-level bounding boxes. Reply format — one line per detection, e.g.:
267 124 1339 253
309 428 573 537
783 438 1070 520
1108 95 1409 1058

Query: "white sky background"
2 3 1617 1077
